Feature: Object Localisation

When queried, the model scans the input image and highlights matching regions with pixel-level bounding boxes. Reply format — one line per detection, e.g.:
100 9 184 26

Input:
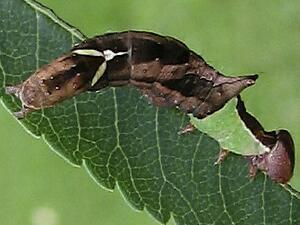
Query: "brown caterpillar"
5 30 295 183
6 31 257 119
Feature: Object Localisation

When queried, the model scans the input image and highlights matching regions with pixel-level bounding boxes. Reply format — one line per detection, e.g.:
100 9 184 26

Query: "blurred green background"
0 0 299 224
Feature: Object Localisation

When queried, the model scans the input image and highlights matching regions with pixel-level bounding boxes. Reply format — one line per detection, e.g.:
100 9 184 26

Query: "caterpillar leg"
178 122 196 135
5 85 22 97
248 162 258 181
13 106 33 119
214 148 230 165
246 154 267 181
6 85 33 119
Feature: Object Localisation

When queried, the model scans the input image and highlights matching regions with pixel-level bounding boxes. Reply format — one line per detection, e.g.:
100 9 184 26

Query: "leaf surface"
0 0 300 224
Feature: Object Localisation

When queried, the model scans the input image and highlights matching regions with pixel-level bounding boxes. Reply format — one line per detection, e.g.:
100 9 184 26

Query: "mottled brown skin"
84 31 258 119
6 51 104 118
237 96 295 183
6 30 257 118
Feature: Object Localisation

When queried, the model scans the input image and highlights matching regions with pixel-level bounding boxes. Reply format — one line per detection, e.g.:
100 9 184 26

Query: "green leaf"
190 98 268 156
1 0 300 224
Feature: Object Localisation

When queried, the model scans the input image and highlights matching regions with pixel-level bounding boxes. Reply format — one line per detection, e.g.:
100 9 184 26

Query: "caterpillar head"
248 130 295 184
5 49 107 118
262 130 295 183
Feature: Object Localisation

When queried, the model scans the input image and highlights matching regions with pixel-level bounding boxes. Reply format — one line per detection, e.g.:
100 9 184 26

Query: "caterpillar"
6 30 294 183
6 30 257 119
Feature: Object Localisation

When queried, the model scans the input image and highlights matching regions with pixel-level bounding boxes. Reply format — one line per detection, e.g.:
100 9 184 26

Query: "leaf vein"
261 175 267 225
113 88 143 205
155 108 201 224
0 57 6 88
289 194 293 224
217 164 235 225
191 133 204 180
34 8 39 70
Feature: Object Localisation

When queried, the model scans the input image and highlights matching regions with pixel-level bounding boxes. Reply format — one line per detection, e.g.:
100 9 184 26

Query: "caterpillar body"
5 31 294 183
6 31 257 119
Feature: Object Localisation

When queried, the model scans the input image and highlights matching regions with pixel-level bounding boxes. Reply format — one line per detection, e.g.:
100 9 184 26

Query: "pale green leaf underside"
190 98 268 156
0 0 300 224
